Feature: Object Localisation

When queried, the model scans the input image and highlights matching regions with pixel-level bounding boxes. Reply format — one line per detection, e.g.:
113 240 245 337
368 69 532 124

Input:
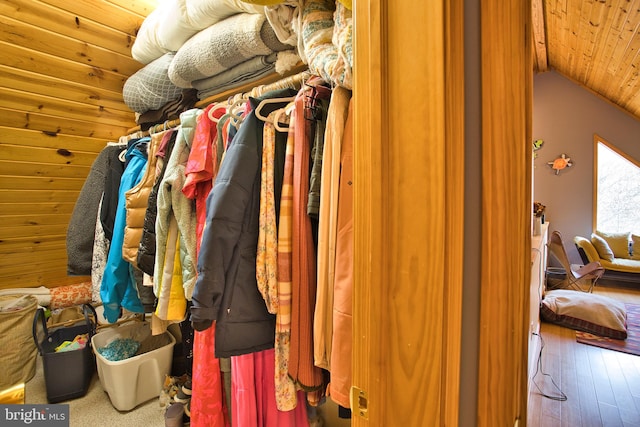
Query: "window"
594 135 640 235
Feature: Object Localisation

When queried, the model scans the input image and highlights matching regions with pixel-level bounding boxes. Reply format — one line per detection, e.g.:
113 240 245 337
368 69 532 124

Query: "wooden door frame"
352 0 465 425
477 0 532 425
352 1 532 426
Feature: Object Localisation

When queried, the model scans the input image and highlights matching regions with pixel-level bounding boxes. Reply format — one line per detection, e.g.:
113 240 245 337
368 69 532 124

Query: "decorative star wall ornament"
547 153 573 175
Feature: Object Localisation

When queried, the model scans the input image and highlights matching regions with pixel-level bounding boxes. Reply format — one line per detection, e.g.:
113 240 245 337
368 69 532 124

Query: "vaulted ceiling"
533 0 640 121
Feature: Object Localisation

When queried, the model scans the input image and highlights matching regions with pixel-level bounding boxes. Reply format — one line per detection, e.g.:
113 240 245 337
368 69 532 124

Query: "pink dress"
232 349 309 427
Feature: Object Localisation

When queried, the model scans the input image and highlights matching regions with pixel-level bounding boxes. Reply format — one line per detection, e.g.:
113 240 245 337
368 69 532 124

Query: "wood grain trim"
0 162 89 180
0 15 141 77
0 212 71 227
0 41 128 94
0 202 76 216
353 0 384 424
0 88 135 128
354 1 463 425
0 249 70 269
0 189 80 203
0 108 129 140
38 0 144 34
0 224 69 240
532 0 548 72
106 0 158 19
0 127 106 152
478 1 531 425
0 177 85 192
1 0 138 57
0 272 86 289
0 144 109 167
385 2 448 422
0 236 69 254
0 65 128 112
443 0 465 424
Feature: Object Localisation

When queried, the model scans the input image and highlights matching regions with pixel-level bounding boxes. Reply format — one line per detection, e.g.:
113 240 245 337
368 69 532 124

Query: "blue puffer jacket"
101 138 149 323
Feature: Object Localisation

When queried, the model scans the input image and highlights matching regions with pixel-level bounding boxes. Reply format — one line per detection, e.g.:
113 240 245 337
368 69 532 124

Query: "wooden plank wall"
0 0 157 289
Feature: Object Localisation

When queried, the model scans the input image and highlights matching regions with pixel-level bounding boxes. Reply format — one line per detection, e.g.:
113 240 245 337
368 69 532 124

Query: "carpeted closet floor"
25 354 165 427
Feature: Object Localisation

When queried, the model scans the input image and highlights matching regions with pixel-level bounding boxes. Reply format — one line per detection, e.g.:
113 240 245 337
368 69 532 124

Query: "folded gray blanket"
168 13 290 88
193 53 277 92
196 65 277 100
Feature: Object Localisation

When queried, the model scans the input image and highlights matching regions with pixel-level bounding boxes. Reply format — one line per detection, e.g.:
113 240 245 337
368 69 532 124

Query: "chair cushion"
591 233 615 262
540 289 627 339
596 230 631 259
597 257 640 274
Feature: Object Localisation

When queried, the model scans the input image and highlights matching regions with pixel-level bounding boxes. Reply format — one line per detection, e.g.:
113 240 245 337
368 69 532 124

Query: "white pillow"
132 0 266 65
540 289 627 339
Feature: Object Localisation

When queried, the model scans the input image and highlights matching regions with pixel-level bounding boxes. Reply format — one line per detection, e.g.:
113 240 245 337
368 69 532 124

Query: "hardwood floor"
528 282 640 427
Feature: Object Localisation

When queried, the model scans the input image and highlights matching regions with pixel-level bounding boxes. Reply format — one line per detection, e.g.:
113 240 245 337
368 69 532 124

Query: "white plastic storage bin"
91 320 175 411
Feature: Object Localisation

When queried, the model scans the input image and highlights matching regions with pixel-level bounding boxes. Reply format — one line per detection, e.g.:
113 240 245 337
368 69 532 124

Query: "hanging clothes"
190 88 298 358
101 138 150 323
313 87 352 370
155 109 200 302
99 144 128 243
327 97 354 408
122 130 163 268
67 144 125 277
91 194 109 304
256 111 285 315
154 216 187 322
137 129 178 276
231 349 309 427
287 82 330 398
153 109 201 334
274 112 300 411
187 104 229 427
182 104 226 252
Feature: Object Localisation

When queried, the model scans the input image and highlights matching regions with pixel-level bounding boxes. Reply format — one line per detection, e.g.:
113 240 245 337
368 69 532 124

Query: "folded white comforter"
132 0 265 65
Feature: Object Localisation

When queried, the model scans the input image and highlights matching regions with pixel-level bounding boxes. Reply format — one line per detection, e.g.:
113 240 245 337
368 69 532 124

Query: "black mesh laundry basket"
32 304 98 403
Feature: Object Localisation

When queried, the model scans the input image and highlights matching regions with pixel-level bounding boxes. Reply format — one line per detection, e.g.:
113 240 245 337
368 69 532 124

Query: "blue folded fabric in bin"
97 338 140 361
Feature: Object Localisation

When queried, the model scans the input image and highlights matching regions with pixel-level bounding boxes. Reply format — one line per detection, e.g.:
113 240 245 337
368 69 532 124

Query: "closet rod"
125 65 311 137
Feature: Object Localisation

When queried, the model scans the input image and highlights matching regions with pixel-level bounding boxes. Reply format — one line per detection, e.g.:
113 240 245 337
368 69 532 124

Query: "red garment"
232 349 309 427
288 87 324 393
188 104 229 427
182 104 225 253
191 327 228 427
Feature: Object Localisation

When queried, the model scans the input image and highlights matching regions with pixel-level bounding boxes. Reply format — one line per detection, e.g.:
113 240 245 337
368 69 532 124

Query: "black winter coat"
190 89 297 358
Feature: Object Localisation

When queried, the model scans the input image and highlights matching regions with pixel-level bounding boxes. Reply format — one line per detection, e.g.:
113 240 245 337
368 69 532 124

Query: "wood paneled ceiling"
533 0 640 121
